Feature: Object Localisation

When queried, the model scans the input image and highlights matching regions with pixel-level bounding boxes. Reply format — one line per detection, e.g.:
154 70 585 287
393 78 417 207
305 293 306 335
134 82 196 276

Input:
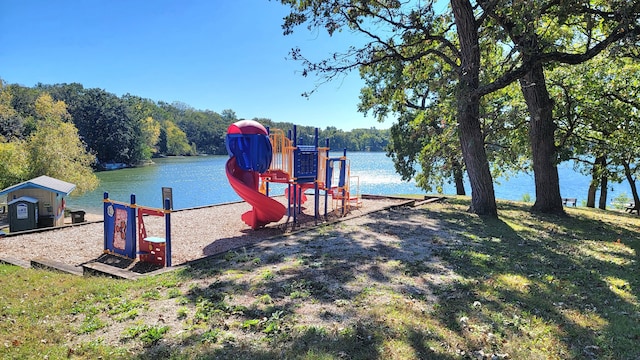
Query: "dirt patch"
67 201 463 355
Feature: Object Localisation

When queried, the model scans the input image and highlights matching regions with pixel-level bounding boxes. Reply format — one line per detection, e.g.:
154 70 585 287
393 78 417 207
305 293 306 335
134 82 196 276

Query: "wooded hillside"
1 81 389 166
0 80 388 192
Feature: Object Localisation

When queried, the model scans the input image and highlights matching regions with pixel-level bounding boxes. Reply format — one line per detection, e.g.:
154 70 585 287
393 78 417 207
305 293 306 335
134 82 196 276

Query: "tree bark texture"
598 175 608 210
623 162 640 211
520 64 564 214
453 160 466 195
587 183 596 208
586 156 605 208
452 0 497 216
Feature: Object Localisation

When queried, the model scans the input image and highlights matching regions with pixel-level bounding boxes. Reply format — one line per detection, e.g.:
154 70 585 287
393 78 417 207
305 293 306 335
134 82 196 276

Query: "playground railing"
317 147 329 189
348 175 363 208
269 129 293 177
137 206 171 267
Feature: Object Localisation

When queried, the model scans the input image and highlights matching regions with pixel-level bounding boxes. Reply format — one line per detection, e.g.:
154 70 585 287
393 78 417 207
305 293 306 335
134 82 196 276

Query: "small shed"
8 196 39 232
0 176 76 229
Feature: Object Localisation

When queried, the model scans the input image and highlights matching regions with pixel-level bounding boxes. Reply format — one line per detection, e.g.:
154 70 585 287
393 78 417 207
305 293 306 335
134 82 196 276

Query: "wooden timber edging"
0 256 31 269
30 257 83 276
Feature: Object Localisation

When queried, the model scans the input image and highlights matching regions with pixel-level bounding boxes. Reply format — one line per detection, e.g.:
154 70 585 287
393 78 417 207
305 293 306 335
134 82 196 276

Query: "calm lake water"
66 152 631 214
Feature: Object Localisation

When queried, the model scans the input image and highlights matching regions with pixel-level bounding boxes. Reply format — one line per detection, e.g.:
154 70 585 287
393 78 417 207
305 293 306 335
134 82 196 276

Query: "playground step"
82 260 178 279
82 261 142 280
0 256 31 269
31 257 83 276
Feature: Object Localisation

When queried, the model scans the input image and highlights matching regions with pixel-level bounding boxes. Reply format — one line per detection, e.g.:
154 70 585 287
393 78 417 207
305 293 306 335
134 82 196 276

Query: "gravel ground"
0 195 411 268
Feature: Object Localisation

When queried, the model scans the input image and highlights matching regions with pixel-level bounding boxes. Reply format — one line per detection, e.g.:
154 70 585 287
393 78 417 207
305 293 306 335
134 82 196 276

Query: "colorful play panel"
103 192 172 267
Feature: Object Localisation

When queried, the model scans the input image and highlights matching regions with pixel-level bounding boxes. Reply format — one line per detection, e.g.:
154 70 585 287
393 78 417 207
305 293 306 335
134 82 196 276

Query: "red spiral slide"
226 157 286 229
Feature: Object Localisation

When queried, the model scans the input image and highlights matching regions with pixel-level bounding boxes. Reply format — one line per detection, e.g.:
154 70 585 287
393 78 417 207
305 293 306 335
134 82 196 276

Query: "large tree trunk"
586 184 597 208
452 0 497 216
519 64 564 214
587 156 605 208
623 162 640 213
598 175 608 210
453 159 466 195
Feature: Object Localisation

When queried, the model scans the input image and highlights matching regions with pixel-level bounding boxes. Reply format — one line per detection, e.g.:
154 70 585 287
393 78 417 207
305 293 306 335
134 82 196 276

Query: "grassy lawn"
1 197 639 359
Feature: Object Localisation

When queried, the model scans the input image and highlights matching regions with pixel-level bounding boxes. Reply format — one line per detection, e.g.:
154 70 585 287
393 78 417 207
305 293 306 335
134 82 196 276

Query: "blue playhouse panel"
104 202 137 259
294 145 318 180
226 134 273 173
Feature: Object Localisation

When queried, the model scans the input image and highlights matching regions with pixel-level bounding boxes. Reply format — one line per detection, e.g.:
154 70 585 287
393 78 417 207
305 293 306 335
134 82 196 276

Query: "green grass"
1 197 639 359
0 268 159 358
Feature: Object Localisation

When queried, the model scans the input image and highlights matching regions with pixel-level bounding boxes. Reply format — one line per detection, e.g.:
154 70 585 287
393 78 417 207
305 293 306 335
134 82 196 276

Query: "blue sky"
0 1 387 130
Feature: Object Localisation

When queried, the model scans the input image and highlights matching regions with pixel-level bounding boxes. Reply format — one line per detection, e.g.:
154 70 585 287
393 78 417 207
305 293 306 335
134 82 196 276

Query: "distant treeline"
3 82 389 168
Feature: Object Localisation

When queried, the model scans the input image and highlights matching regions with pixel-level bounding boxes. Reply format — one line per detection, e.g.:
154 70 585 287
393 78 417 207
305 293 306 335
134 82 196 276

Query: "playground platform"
0 195 436 278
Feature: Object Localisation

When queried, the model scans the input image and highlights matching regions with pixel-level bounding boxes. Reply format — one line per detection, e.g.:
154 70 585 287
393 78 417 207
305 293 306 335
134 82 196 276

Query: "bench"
625 203 638 214
562 198 577 207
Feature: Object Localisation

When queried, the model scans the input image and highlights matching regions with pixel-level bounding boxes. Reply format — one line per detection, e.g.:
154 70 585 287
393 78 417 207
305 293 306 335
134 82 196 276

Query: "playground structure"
225 120 361 229
103 192 172 267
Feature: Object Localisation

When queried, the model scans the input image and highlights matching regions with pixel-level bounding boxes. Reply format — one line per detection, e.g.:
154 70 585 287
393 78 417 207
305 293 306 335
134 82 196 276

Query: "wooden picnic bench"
562 198 577 207
625 203 638 214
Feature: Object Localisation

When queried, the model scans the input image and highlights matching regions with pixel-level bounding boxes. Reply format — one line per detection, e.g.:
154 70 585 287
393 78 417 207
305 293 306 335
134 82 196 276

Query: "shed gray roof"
8 196 39 205
0 175 76 197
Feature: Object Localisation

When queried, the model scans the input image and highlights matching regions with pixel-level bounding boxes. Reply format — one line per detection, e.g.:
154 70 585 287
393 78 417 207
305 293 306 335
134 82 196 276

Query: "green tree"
358 19 529 196
279 0 640 216
550 53 640 210
477 0 640 214
0 79 25 140
141 116 161 157
41 84 148 166
278 0 499 215
27 93 98 194
156 102 229 155
177 109 227 155
71 88 139 165
8 83 40 121
6 83 40 138
221 109 238 124
122 94 161 159
387 109 466 195
0 139 29 190
163 120 194 156
0 80 29 188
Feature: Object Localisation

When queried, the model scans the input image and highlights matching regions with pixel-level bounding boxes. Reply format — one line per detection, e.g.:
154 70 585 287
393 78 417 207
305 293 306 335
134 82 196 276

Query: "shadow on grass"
131 198 639 359
423 199 640 359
